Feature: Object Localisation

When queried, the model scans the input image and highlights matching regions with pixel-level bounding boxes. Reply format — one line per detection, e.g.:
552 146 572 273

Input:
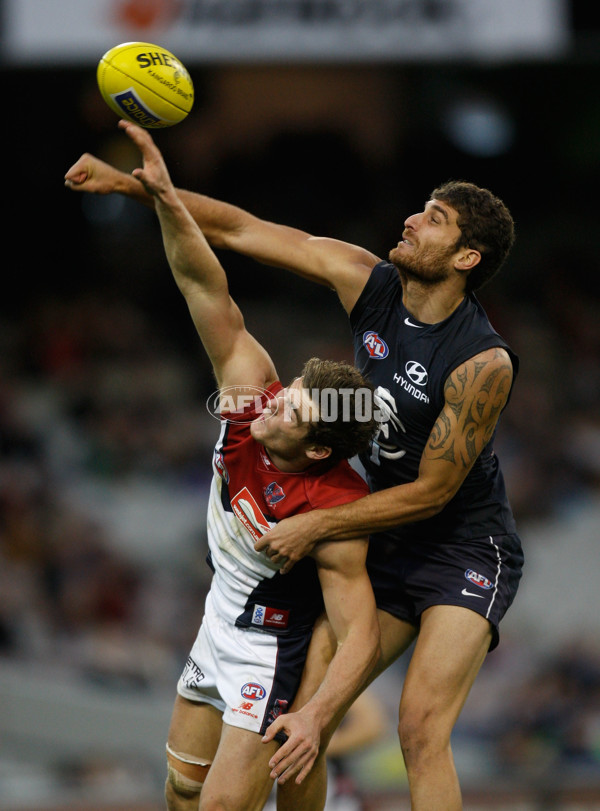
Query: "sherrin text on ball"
97 41 194 128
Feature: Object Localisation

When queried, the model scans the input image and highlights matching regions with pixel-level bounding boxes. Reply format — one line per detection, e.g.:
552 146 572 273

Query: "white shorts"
177 590 311 735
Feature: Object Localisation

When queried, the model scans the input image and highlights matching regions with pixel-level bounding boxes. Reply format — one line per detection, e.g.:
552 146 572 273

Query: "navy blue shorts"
366 532 524 651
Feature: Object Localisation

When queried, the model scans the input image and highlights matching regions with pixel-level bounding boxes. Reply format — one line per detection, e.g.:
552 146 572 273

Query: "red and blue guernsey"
207 381 369 638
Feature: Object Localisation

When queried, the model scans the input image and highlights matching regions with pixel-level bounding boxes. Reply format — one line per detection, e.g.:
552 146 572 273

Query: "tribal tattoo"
427 347 513 470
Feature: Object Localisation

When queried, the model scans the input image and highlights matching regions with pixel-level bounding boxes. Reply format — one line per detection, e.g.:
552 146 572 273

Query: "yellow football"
97 41 194 128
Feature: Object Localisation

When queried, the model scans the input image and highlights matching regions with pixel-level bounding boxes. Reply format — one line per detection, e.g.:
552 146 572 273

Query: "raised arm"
65 141 380 314
257 346 514 567
118 120 275 391
262 536 379 784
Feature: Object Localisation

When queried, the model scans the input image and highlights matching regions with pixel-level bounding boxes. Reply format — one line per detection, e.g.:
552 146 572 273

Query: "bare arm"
262 537 379 784
118 121 275 391
256 346 514 567
64 142 380 313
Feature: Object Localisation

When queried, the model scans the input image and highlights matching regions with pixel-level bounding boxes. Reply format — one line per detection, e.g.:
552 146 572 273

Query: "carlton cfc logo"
363 331 389 359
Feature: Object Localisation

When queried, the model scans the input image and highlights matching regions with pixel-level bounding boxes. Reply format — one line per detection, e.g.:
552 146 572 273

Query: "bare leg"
165 696 223 811
275 615 336 811
277 609 417 811
398 605 492 811
199 721 279 811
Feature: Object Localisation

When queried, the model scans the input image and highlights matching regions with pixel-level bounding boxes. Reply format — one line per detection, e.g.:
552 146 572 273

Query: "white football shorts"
177 589 311 735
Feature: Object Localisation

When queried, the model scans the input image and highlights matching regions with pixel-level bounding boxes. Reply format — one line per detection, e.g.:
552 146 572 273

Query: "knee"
165 744 211 810
398 711 422 761
165 766 202 810
165 775 198 810
398 705 441 767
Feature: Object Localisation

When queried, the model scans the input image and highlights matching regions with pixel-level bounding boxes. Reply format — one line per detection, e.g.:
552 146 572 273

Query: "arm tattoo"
427 349 512 470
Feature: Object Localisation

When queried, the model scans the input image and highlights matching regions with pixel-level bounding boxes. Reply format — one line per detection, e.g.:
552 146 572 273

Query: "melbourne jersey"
351 261 518 545
207 381 369 637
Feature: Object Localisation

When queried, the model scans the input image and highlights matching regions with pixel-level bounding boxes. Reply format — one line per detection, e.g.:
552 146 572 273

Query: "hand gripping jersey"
351 261 519 546
207 381 370 637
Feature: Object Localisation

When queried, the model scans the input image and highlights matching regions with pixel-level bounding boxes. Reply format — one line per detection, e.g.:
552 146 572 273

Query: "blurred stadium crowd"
2 64 600 806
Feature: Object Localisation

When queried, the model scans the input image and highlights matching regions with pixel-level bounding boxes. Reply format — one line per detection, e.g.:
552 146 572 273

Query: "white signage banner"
3 0 570 66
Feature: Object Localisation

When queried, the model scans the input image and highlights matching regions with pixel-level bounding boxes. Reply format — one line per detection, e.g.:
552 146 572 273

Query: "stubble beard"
388 244 455 288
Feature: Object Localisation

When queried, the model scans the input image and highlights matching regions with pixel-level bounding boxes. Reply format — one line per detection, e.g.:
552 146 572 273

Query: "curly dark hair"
431 180 515 292
299 357 378 462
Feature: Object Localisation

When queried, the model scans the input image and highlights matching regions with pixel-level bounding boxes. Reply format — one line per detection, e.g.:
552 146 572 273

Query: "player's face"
250 377 319 460
389 199 463 284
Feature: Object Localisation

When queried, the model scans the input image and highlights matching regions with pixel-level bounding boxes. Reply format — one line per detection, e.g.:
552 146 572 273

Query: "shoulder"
438 296 518 384
350 261 401 322
444 347 514 405
359 261 399 293
461 346 514 377
306 460 369 509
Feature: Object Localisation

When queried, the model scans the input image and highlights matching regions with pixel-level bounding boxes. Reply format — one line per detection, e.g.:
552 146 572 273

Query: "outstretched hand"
64 120 173 204
262 709 321 786
64 151 124 194
115 120 173 201
255 511 321 574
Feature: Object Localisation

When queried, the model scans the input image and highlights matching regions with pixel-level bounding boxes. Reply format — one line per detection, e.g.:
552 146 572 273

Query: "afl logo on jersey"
363 331 389 359
405 361 428 386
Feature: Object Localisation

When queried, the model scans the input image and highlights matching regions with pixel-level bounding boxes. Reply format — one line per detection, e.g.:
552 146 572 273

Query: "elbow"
417 479 460 520
423 492 451 518
210 232 232 250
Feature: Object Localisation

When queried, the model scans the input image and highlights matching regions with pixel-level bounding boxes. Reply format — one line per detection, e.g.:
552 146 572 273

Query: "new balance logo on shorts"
233 700 259 720
251 604 290 629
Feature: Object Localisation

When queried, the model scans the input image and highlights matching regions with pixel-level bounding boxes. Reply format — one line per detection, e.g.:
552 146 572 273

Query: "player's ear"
305 445 332 461
455 248 481 271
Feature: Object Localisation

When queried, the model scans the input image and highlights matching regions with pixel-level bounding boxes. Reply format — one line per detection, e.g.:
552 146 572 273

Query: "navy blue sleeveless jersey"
351 261 519 546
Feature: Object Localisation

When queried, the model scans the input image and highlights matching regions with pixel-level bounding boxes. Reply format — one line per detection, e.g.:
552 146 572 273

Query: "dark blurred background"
2 1 600 809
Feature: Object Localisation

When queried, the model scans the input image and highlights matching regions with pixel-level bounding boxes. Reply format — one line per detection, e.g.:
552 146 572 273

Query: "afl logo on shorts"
363 331 389 359
465 569 493 590
241 682 266 700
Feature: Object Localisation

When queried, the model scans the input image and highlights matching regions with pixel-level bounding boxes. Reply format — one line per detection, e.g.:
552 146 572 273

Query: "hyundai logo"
405 361 428 386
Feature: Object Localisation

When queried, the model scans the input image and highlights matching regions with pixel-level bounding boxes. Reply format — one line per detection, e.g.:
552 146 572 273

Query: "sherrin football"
97 41 194 128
